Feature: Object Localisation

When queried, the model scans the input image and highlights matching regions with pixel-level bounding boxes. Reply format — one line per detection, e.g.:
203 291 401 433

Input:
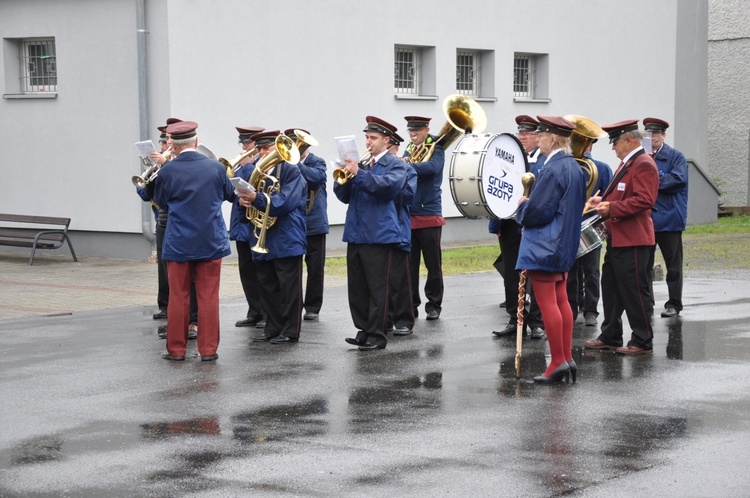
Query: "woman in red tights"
515 115 586 384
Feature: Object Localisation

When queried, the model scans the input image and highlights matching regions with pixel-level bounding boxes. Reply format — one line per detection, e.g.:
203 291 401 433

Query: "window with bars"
513 54 534 98
394 46 421 94
20 38 57 93
456 50 480 96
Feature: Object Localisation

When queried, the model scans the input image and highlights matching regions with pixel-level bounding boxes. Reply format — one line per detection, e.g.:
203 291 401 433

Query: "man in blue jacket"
237 130 308 344
644 117 688 318
334 116 408 351
403 116 445 321
285 128 329 322
151 120 235 362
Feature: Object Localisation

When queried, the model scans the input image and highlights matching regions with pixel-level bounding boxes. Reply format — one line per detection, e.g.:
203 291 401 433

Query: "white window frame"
456 50 480 97
513 54 534 98
395 46 421 95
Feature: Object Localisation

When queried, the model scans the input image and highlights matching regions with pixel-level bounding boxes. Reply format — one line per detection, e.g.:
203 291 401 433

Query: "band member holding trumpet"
515 116 586 384
149 120 236 361
284 128 329 322
335 116 408 351
584 120 659 355
236 130 308 344
230 126 266 329
403 116 445 321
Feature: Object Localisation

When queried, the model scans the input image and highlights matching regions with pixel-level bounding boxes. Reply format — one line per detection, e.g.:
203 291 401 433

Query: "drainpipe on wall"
136 0 155 247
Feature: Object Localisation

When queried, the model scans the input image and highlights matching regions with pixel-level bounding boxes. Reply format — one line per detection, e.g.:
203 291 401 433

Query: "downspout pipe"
136 0 155 244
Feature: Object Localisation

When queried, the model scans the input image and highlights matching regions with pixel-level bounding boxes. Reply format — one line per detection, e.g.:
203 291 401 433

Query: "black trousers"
256 256 303 339
389 248 415 330
567 247 602 318
497 220 543 329
647 231 684 312
303 233 326 314
410 226 443 315
598 245 654 349
157 221 197 322
347 243 391 348
236 240 264 321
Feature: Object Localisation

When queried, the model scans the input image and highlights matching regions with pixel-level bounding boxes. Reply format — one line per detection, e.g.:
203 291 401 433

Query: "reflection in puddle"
232 397 328 443
10 435 63 466
141 417 221 439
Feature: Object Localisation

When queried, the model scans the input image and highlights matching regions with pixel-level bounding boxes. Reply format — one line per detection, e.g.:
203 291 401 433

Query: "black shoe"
533 363 570 384
255 319 267 329
270 336 298 344
358 342 386 351
303 312 319 321
426 310 440 321
567 359 577 384
161 352 185 361
529 327 546 339
252 334 275 342
153 309 167 320
345 337 364 346
492 323 517 337
235 316 260 327
200 354 218 362
661 307 678 318
188 323 198 340
393 327 413 336
158 329 167 339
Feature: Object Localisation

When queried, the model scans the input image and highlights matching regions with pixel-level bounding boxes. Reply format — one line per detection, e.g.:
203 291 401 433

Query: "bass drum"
449 133 528 219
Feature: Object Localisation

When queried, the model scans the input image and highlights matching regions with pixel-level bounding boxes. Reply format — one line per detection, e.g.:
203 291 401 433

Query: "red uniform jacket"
601 149 659 248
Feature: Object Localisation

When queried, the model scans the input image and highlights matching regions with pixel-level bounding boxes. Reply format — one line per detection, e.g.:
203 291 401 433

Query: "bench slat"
0 214 77 265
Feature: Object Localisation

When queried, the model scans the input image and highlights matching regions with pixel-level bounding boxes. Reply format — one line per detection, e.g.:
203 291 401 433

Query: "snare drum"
577 215 607 258
449 133 528 219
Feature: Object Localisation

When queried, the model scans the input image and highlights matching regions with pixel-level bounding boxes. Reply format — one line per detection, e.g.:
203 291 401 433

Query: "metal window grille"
395 47 420 94
20 38 57 92
456 51 480 96
513 55 534 98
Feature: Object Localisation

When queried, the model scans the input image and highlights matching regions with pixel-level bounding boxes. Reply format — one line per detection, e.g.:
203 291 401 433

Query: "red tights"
529 276 573 377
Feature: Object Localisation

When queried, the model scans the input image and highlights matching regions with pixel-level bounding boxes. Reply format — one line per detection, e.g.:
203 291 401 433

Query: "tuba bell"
246 134 300 253
564 114 607 199
406 94 487 164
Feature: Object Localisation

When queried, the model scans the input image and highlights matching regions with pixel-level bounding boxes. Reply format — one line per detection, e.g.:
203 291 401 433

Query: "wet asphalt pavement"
1 254 750 496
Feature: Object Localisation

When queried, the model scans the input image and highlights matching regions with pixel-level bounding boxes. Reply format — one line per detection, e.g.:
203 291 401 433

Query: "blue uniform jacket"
229 158 257 244
396 166 418 251
249 161 308 261
298 152 329 236
404 134 444 216
651 143 688 232
516 151 586 273
333 151 407 245
152 151 235 262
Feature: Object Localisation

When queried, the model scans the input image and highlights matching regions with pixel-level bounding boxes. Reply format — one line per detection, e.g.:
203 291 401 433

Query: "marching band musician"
403 116 445 321
150 120 235 361
492 115 546 340
236 130 308 344
583 120 659 355
335 116 408 351
387 131 418 336
515 115 586 384
231 126 267 330
284 128 329 322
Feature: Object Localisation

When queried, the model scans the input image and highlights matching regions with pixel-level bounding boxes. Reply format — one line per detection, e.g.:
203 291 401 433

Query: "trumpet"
131 147 172 188
219 148 256 178
332 150 370 185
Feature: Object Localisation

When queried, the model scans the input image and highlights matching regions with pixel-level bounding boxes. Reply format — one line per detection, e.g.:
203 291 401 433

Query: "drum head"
481 133 528 219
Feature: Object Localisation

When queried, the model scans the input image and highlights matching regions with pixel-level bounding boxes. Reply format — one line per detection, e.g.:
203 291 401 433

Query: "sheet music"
642 132 653 155
334 135 359 163
135 140 157 159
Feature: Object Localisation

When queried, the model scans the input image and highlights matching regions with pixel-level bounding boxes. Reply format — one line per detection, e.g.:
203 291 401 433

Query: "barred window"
456 50 480 96
395 46 421 95
20 38 57 93
513 54 534 98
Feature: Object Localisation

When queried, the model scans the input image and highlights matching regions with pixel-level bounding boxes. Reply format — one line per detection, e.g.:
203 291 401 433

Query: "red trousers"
166 259 222 357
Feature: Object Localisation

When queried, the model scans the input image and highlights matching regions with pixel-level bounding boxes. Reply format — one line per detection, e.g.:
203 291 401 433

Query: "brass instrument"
219 148 256 178
564 114 607 199
131 148 172 188
406 94 487 164
332 150 369 185
246 134 300 253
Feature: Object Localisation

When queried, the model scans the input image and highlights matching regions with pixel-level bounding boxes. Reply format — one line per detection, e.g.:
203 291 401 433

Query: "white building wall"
1 0 709 259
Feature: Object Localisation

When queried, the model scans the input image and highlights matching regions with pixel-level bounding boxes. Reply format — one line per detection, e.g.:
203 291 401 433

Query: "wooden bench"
0 214 78 265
